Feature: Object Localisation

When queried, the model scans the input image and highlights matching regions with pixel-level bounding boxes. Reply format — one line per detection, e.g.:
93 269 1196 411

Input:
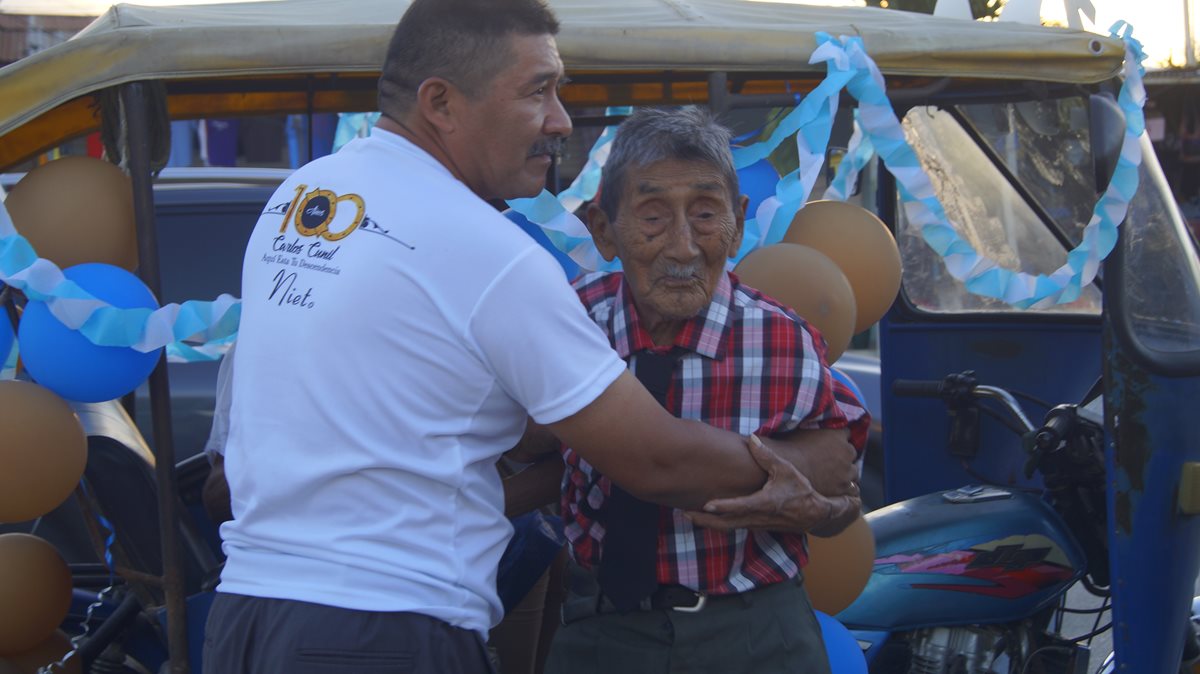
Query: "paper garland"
0 25 1148 364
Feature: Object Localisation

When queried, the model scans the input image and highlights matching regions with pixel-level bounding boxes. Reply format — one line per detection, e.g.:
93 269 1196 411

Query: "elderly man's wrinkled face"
589 159 745 343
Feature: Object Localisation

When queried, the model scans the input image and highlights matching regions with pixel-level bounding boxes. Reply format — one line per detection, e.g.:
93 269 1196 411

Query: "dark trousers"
544 570 832 674
203 593 495 674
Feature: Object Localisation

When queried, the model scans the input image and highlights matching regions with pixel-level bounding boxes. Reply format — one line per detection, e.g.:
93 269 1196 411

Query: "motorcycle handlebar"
891 379 944 397
892 377 1037 434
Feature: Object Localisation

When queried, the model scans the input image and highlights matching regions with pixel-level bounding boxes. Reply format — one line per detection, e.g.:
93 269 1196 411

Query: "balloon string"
78 480 116 575
38 481 121 673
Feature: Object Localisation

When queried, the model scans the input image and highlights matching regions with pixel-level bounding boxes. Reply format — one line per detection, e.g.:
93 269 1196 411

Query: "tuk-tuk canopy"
0 0 1126 170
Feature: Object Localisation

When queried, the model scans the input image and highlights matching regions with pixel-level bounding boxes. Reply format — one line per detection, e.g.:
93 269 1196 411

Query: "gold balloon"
0 630 81 674
0 535 73 656
782 200 902 333
4 156 138 271
804 516 876 616
0 381 88 523
733 243 857 363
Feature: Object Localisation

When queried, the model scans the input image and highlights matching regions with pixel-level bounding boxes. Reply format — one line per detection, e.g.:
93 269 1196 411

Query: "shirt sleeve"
468 247 627 426
203 341 237 462
779 320 872 457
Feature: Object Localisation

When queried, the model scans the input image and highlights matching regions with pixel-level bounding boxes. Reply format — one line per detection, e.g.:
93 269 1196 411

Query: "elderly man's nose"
663 221 701 261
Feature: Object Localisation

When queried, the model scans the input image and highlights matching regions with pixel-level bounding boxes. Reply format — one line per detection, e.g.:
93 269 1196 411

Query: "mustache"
661 264 702 280
528 137 565 158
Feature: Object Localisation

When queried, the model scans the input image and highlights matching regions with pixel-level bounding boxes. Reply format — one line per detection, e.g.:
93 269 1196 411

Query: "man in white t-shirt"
202 1 857 672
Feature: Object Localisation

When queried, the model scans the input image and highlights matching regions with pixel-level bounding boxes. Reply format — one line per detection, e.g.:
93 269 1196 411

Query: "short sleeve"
203 341 237 461
468 247 626 426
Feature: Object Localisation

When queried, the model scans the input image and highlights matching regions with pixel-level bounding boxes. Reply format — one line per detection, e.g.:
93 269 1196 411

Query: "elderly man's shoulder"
728 275 809 331
571 270 622 302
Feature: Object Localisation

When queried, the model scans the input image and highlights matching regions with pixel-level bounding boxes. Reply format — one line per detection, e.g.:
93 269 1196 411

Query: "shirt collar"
610 272 735 361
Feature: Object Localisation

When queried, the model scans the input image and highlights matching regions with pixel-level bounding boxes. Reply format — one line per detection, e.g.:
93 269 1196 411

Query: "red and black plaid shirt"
561 271 870 595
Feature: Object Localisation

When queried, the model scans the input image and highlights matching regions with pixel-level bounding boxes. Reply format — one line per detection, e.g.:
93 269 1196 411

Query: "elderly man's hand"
775 428 859 498
685 435 860 533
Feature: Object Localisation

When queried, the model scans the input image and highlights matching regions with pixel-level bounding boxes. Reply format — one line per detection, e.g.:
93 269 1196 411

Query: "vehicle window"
154 198 262 305
1122 136 1200 354
896 106 1102 315
958 99 1097 248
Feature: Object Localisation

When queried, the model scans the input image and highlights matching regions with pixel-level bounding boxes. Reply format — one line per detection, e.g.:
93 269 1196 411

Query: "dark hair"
598 106 740 221
378 0 560 118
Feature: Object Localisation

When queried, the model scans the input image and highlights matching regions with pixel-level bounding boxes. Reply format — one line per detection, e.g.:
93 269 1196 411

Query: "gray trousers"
202 593 495 674
545 571 832 674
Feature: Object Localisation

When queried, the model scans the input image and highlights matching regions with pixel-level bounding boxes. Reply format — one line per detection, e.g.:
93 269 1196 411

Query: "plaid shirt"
561 271 870 595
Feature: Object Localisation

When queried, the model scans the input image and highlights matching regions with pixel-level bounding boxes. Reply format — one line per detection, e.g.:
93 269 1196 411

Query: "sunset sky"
1040 0 1196 68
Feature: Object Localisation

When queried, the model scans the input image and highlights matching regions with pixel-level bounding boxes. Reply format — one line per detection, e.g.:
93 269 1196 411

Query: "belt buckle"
671 593 707 613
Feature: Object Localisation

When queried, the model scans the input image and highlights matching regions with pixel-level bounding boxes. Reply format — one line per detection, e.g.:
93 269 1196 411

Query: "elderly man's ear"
729 194 749 259
585 203 620 262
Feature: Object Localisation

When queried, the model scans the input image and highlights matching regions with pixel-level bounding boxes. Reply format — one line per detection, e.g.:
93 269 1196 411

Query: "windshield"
959 98 1097 249
963 100 1200 355
895 105 1102 315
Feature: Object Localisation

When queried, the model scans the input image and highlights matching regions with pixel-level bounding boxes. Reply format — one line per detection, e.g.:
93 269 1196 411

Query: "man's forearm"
549 372 767 511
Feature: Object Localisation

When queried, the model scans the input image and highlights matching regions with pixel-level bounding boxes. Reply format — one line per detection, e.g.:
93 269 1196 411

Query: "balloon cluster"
0 156 146 671
3 156 160 403
733 200 902 364
0 382 86 669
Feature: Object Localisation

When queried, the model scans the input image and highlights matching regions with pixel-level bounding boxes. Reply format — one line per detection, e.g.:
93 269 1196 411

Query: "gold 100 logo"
279 184 366 242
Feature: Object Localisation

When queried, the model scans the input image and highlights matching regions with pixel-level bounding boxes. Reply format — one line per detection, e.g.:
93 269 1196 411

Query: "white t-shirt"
217 129 625 634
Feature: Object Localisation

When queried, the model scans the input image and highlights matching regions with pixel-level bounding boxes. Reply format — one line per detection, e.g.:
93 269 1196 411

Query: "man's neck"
638 309 685 348
376 115 479 197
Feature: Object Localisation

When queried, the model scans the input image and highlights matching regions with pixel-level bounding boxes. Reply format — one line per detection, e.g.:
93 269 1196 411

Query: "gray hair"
378 0 560 119
598 107 740 221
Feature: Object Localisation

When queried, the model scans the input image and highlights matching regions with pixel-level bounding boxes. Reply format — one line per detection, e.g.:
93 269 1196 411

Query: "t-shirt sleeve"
468 247 627 426
203 341 237 461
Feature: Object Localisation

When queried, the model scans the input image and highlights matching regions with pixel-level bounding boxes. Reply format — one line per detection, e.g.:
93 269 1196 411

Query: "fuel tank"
837 486 1086 631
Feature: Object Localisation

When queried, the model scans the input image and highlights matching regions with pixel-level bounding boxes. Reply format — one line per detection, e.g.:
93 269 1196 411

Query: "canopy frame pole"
120 80 190 674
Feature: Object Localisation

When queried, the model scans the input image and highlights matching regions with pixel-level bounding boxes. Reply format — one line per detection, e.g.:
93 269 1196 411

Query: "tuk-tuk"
0 1 1197 672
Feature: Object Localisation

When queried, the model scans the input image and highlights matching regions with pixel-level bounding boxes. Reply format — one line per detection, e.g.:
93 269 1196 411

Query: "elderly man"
537 107 871 674
203 1 857 672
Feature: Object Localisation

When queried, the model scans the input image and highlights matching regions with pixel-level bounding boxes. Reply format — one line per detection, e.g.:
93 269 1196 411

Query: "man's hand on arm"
683 435 861 535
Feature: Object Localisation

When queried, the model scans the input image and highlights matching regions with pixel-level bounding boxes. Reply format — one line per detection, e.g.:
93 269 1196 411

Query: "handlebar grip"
892 379 944 398
1034 407 1075 450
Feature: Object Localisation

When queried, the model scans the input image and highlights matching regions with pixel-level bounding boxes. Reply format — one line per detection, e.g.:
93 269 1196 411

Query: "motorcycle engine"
907 626 1005 674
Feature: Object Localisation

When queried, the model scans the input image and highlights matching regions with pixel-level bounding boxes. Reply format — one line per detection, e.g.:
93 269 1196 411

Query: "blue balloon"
815 610 868 674
736 158 780 218
503 209 581 281
830 367 868 413
19 263 162 403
